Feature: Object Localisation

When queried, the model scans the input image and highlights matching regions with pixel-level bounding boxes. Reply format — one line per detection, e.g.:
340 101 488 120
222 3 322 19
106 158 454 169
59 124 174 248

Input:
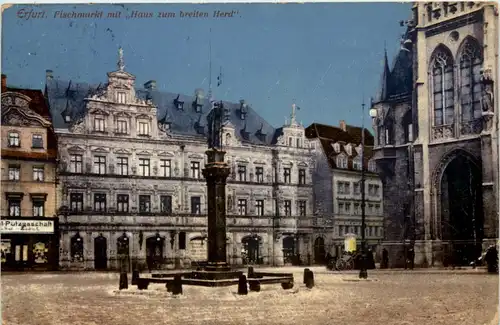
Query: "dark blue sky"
2 3 411 128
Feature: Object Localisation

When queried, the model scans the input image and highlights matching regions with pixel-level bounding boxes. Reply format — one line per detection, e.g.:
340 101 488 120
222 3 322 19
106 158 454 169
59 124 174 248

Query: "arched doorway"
282 236 296 265
242 235 261 264
146 234 165 271
94 235 107 270
439 151 483 266
314 237 326 265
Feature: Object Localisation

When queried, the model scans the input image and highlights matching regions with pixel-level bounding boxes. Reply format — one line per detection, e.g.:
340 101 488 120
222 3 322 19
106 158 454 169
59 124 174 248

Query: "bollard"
238 274 248 295
305 270 315 289
119 271 128 290
303 268 310 284
172 275 183 295
248 266 255 278
249 280 261 292
131 269 139 285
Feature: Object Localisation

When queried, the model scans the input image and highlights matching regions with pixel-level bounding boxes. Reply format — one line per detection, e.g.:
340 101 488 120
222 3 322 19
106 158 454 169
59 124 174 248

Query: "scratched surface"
2 267 498 325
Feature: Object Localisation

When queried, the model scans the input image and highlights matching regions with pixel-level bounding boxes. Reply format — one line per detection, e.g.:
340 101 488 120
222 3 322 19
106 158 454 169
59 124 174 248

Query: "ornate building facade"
370 2 498 267
305 121 384 263
1 74 60 271
47 50 321 270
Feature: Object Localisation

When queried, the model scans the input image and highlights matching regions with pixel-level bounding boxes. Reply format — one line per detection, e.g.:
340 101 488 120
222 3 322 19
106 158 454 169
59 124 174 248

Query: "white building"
46 49 322 270
305 121 384 262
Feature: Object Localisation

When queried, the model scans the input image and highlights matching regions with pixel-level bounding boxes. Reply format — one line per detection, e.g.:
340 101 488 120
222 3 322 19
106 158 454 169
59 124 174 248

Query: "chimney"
339 120 347 132
46 70 54 80
144 80 156 91
1 74 6 92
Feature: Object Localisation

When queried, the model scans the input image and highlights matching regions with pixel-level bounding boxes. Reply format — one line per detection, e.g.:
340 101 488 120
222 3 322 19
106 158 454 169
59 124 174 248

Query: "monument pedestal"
181 149 243 287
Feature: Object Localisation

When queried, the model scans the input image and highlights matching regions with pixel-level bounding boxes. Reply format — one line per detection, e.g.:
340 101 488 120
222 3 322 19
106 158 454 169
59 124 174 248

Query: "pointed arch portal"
433 149 484 266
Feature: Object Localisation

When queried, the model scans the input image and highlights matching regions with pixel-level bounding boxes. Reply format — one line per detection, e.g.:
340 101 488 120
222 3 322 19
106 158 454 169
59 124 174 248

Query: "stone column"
202 149 231 269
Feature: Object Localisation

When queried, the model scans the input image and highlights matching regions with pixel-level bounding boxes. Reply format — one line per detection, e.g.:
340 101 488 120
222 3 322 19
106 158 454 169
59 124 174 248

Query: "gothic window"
459 38 483 122
431 47 454 126
336 155 347 169
71 233 84 262
377 126 384 146
384 118 395 145
8 132 20 147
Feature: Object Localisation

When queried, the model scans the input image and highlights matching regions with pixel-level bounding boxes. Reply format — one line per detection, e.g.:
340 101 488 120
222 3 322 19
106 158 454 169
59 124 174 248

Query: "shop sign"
1 220 54 234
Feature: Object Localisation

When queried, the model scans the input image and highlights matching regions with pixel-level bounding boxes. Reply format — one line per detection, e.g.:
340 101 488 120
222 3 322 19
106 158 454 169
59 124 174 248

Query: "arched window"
431 46 454 126
71 233 84 262
459 38 482 122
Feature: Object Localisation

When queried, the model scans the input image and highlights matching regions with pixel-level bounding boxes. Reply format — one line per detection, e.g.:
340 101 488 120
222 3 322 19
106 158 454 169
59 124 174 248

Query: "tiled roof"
305 123 375 172
45 78 281 146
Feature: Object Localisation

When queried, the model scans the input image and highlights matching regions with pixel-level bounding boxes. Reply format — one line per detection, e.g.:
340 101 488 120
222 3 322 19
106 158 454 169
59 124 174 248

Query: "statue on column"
481 68 495 132
207 101 224 150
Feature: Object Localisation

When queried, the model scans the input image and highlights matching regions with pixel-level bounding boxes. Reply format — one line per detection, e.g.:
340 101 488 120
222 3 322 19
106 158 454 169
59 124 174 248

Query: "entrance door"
13 242 30 269
314 237 326 265
242 236 261 264
94 236 107 270
146 236 164 270
282 236 296 265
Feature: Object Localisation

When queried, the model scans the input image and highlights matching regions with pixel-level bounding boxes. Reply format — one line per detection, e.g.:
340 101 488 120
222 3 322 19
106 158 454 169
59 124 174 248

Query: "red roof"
305 123 375 171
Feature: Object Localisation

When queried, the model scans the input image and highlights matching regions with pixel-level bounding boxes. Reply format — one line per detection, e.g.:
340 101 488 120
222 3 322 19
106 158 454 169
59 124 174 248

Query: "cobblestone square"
2 267 498 325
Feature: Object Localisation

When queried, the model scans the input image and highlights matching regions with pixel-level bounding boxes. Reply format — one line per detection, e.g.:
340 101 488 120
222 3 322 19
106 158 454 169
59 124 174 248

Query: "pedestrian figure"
485 245 498 274
367 249 375 269
382 248 389 269
407 248 415 270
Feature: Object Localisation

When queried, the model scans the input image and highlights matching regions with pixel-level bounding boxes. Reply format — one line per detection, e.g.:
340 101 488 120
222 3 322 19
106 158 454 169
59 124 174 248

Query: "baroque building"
1 74 60 271
370 2 498 267
47 49 320 270
305 121 384 263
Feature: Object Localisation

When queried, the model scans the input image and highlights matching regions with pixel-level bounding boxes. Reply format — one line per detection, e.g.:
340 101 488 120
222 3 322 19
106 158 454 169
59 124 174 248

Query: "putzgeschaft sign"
1 220 55 234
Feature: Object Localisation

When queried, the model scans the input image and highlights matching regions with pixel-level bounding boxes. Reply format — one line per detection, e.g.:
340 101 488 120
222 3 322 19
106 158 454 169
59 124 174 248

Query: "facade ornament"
117 46 125 71
480 68 495 131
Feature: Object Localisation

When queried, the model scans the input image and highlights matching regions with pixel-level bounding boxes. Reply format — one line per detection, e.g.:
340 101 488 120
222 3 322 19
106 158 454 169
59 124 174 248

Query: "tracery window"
431 47 454 126
459 38 483 122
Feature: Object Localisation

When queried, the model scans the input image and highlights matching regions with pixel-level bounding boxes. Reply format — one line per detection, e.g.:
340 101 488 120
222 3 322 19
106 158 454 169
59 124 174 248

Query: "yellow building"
1 74 60 271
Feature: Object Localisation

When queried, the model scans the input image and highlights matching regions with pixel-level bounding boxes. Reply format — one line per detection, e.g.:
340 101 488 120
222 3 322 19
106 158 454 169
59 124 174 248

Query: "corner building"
370 2 498 267
47 52 321 270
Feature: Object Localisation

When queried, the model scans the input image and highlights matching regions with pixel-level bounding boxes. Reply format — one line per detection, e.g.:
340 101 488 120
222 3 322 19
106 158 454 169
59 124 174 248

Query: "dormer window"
192 98 203 113
331 142 340 153
174 95 184 110
345 144 352 156
336 155 348 169
94 116 106 132
239 100 247 120
137 121 150 136
117 92 126 104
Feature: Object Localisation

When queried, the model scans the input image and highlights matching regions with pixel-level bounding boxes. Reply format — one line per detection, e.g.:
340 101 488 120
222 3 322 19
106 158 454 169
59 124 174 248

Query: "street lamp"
359 99 368 279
